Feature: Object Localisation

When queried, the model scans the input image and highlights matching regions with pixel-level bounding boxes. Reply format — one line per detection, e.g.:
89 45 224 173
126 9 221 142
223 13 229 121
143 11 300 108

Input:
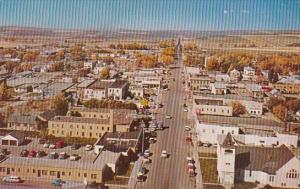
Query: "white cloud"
224 10 228 14
241 9 250 14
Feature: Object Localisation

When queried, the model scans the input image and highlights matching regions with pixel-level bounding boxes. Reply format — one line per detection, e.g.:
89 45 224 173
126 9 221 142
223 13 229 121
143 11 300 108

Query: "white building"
217 134 300 188
242 66 257 81
84 61 96 70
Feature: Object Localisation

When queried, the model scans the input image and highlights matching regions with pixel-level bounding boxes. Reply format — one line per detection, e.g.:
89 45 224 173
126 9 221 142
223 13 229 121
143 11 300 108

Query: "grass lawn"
199 152 217 158
200 158 218 183
104 177 129 185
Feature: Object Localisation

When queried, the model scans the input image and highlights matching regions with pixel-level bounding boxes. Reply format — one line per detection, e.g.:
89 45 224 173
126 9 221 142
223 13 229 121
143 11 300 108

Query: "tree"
52 94 69 116
272 104 287 121
206 57 219 71
22 51 39 62
161 47 175 57
266 97 284 110
0 82 9 100
140 98 149 108
231 101 246 116
286 99 300 112
160 55 174 65
101 67 110 79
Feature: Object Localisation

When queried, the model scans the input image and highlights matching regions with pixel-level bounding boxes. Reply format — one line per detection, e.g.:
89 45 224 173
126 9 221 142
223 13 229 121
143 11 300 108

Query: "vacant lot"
200 158 218 183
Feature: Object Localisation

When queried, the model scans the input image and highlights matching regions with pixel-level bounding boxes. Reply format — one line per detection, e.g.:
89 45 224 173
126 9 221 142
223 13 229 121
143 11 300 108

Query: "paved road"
136 46 196 189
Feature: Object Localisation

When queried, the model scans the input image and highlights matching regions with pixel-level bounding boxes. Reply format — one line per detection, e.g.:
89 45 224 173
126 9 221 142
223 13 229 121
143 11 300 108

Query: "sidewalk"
127 157 143 189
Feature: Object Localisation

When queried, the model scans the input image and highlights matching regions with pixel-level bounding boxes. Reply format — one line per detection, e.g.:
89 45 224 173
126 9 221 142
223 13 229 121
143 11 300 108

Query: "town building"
217 134 300 188
271 76 300 94
187 73 211 91
193 99 233 117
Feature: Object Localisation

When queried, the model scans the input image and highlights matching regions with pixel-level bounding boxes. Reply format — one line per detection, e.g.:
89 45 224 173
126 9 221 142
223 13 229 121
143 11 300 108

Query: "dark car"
55 141 64 148
36 150 47 158
28 150 37 158
20 150 29 157
150 131 157 137
71 144 80 150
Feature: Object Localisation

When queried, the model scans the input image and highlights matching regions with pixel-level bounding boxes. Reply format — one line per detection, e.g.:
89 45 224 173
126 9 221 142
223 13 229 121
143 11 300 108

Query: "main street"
136 43 197 189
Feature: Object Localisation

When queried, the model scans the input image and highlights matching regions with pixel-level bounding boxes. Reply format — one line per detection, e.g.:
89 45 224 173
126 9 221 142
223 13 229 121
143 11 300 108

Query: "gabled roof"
235 145 295 174
6 131 25 140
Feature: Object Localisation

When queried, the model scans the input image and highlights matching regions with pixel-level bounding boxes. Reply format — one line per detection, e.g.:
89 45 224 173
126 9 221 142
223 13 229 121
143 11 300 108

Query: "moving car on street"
2 176 21 183
161 150 168 158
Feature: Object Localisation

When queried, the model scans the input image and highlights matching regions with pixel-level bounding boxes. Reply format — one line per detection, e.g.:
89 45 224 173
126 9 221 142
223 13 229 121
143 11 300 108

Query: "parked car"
142 157 151 164
149 137 156 144
51 178 64 187
36 150 46 158
28 150 37 158
38 138 47 144
55 141 64 148
49 152 58 159
20 150 29 157
161 150 168 158
85 145 93 151
143 150 151 158
183 109 188 112
165 115 172 119
71 144 80 150
43 143 50 148
2 176 21 183
185 126 191 131
186 157 194 164
150 131 157 137
59 152 67 159
70 154 79 161
49 144 56 149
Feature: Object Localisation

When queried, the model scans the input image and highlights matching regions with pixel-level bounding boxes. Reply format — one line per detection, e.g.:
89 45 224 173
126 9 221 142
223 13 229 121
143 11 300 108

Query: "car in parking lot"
49 152 58 159
71 144 80 150
49 144 56 149
37 150 46 158
51 178 64 187
185 126 192 131
20 150 29 157
161 150 168 158
2 176 21 183
85 144 93 151
28 150 37 158
142 157 151 164
55 141 64 148
43 143 50 148
59 152 67 159
183 109 188 112
0 148 8 155
70 154 79 161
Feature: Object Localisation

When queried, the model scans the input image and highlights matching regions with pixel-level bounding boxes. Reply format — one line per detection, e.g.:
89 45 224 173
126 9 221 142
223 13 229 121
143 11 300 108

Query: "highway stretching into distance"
136 43 197 189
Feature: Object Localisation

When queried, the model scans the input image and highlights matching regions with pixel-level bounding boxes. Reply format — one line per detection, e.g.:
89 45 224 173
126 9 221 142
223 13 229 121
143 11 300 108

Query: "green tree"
140 98 149 108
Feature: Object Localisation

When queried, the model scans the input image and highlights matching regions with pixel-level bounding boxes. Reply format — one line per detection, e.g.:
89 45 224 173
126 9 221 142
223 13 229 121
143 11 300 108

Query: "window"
231 130 234 134
91 174 97 179
0 167 5 172
225 163 230 165
50 171 56 176
84 173 87 177
281 183 286 187
222 130 224 134
18 168 20 172
82 132 85 137
42 170 47 175
269 176 274 182
78 173 80 177
69 172 71 176
249 169 252 177
33 169 36 173
107 127 110 131
286 169 299 179
202 129 205 133
62 172 65 176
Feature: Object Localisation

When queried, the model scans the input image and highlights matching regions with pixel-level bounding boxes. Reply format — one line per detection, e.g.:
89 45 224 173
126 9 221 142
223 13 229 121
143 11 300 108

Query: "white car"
70 154 79 161
161 150 168 158
49 144 56 149
43 143 50 148
144 150 151 157
183 109 188 112
2 176 21 183
165 115 172 119
85 145 93 151
185 126 192 131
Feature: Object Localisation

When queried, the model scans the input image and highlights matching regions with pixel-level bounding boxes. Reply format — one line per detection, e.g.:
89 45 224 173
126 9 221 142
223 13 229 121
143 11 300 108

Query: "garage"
0 131 25 146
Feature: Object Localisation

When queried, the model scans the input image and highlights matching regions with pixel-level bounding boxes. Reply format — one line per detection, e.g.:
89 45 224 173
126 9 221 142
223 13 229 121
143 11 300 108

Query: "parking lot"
0 138 97 163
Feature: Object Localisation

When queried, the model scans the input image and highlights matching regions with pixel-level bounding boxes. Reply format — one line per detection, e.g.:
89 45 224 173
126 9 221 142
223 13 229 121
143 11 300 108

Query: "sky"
0 0 299 31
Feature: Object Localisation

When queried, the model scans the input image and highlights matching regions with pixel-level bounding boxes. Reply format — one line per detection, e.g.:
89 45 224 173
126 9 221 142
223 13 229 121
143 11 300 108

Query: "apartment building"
83 79 129 100
193 93 263 116
187 73 210 91
271 76 300 94
193 99 233 117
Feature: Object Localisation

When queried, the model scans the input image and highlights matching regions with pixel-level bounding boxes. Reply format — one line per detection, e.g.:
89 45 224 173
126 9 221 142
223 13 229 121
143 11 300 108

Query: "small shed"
1 131 25 146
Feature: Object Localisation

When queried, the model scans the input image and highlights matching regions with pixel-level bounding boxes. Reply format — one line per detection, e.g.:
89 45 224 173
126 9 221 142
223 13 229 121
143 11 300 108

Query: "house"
271 75 300 94
130 85 144 98
229 69 241 82
84 61 96 70
245 84 264 98
7 113 39 131
217 134 300 188
0 131 25 146
242 66 257 81
107 80 129 100
210 82 227 95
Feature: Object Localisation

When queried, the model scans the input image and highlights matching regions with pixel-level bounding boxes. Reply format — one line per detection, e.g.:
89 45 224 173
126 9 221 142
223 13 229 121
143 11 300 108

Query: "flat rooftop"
50 116 110 125
194 99 223 106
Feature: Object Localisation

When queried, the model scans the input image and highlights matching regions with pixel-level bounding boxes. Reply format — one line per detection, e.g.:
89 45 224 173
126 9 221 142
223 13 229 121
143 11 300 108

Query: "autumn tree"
4 61 18 73
140 98 149 108
135 53 158 68
23 51 39 62
101 67 110 79
206 57 219 71
268 68 279 83
160 55 174 65
266 97 284 110
286 99 300 112
272 104 287 121
184 42 198 51
161 47 175 57
70 45 86 61
231 101 246 116
52 94 69 116
49 62 64 72
184 54 205 67
0 82 9 100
